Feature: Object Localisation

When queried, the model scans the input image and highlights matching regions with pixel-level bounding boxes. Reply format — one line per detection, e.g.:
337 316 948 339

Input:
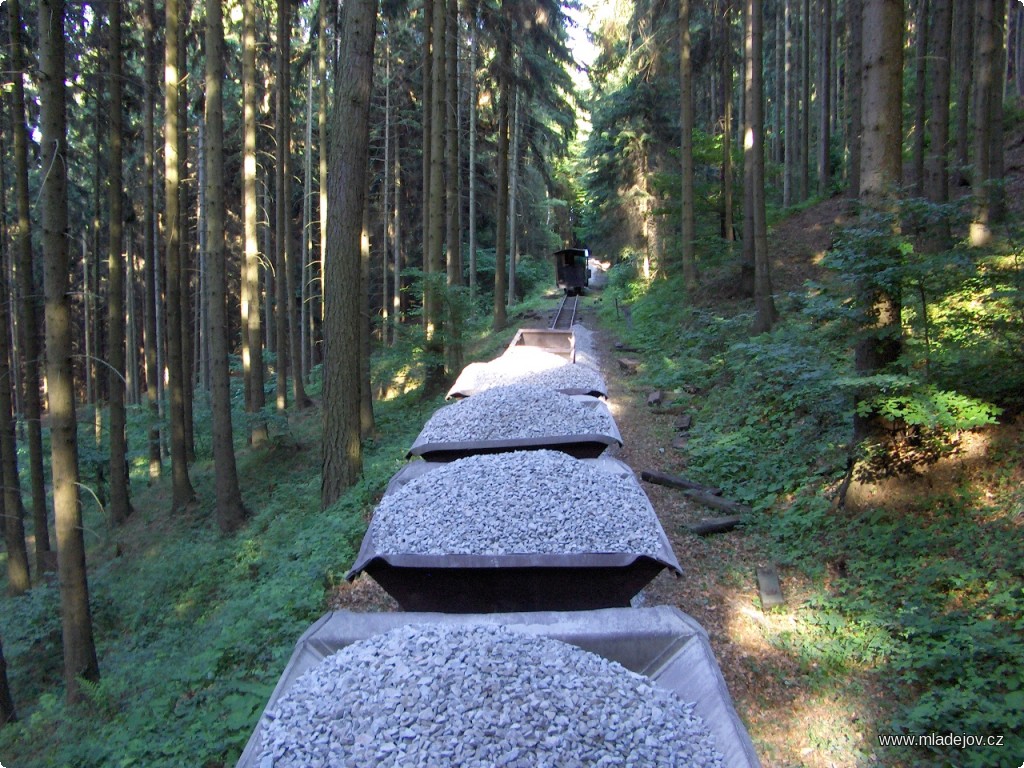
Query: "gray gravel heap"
258 623 725 768
454 348 606 395
368 450 662 556
419 384 614 444
569 325 600 369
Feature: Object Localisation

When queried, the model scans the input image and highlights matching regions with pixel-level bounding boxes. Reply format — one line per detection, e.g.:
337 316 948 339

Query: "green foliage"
0 367 425 767
612 238 1023 766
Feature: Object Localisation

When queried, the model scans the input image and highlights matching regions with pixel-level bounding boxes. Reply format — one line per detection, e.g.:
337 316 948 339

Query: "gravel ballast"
448 348 607 397
366 449 664 557
257 622 725 768
417 384 615 445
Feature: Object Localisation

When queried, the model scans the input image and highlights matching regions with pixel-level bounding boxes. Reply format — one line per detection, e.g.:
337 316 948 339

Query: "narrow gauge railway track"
550 292 579 330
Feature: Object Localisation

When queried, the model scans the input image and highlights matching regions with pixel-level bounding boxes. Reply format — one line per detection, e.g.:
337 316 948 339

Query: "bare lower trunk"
6 0 51 570
39 0 100 702
206 0 248 533
322 0 376 509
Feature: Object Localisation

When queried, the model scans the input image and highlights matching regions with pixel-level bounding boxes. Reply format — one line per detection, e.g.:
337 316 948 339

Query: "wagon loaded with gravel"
410 384 621 461
238 608 761 768
347 450 682 612
239 321 761 768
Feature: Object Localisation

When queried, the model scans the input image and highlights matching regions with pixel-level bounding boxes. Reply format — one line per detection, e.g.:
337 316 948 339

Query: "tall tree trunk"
467 0 479 308
178 4 195 464
281 0 310 411
360 200 375 437
507 84 520 303
316 0 328 364
424 0 448 394
971 0 996 245
143 0 162 481
847 0 863 197
39 0 101 702
784 0 795 205
680 0 699 287
0 143 30 596
107 0 132 526
242 0 268 447
773 1 784 165
447 0 463 288
953 0 975 189
927 0 953 208
0 634 14 725
988 0 1007 223
6 0 52 571
493 25 510 333
854 0 905 441
445 0 464 378
322 0 376 509
205 0 248 533
275 0 291 411
382 45 392 345
912 0 929 195
800 0 810 200
747 0 777 333
165 0 197 510
818 0 832 195
721 0 735 243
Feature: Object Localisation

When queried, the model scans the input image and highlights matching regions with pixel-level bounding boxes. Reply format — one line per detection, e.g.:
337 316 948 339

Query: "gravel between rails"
258 623 725 768
366 449 664 557
417 384 615 444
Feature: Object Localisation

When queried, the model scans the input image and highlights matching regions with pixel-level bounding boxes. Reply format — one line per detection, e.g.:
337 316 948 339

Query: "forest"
0 0 1023 765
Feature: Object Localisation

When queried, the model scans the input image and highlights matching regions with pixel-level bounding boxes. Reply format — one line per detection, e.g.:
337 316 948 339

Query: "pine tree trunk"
165 0 197 510
242 0 268 447
854 0 905 441
971 0 996 245
316 0 328 364
912 0 929 195
927 0 953 206
493 28 510 332
275 0 291 411
784 0 795 205
360 201 375 437
178 8 194 464
39 0 101 702
446 0 465 375
507 85 520 303
847 0 863 197
0 149 29 596
818 0 832 195
424 0 448 394
283 3 310 411
143 0 162 481
722 0 735 243
107 0 132 526
748 0 777 333
0 634 15 725
953 0 975 189
988 0 1007 223
467 0 479 308
322 0 376 509
680 0 699 288
6 0 52 570
206 0 248 533
800 0 810 200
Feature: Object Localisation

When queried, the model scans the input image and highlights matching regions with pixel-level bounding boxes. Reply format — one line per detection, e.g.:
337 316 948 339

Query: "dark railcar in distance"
555 247 590 295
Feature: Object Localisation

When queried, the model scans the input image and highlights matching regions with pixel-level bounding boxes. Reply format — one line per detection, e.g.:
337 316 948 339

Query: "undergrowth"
600 234 1024 766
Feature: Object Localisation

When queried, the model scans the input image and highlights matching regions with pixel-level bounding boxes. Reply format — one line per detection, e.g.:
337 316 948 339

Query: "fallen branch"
684 515 742 535
640 469 723 496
